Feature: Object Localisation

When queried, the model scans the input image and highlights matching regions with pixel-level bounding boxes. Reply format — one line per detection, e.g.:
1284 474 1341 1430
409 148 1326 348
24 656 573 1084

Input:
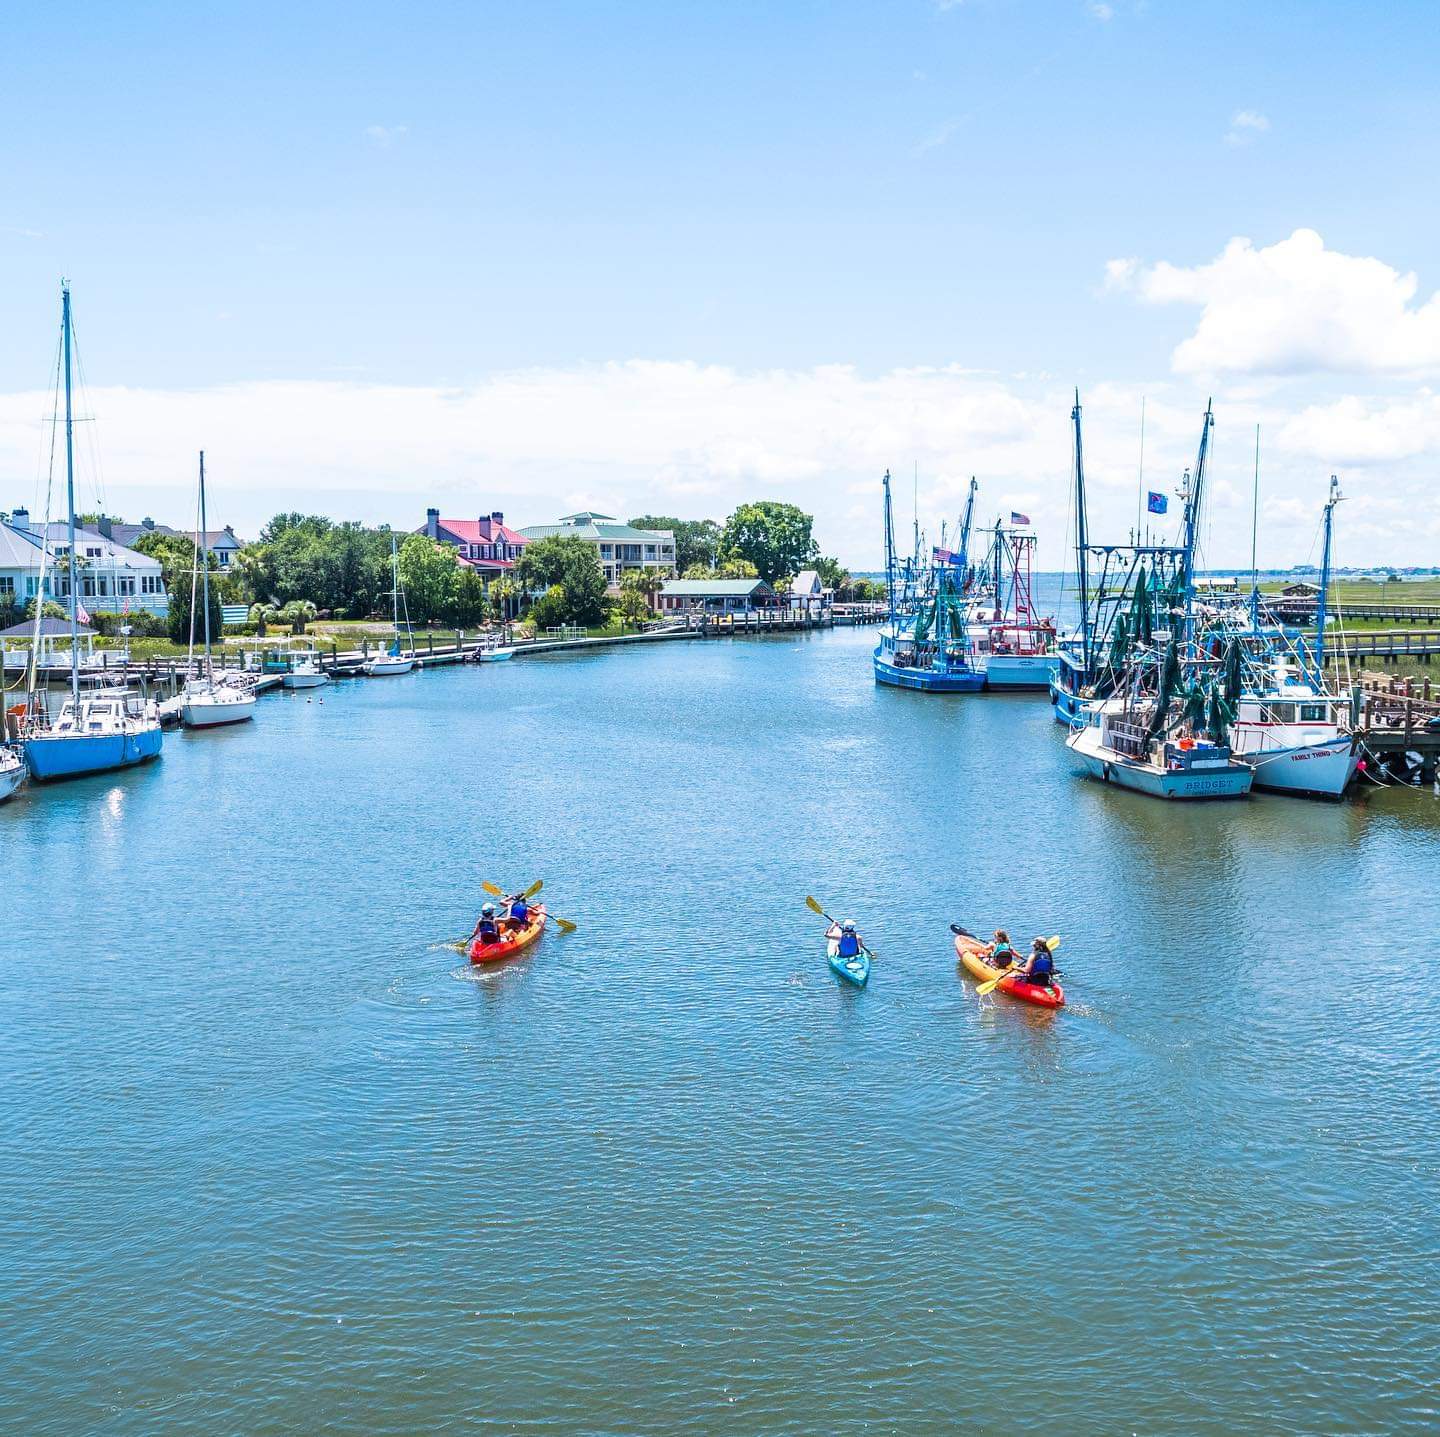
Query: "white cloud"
1086 2 1114 20
1224 109 1270 146
363 124 409 149
1 362 1432 567
915 117 963 154
1109 228 1440 377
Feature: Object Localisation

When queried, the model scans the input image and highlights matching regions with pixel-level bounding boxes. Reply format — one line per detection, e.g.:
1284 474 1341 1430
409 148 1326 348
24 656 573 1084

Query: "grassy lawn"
1261 578 1440 604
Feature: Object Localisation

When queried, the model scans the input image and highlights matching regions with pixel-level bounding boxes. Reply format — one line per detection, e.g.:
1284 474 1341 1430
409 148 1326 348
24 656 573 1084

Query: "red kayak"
954 932 1065 1009
468 906 547 965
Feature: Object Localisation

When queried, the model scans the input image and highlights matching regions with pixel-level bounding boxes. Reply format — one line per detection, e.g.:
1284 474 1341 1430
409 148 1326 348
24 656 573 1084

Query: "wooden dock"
1356 672 1440 782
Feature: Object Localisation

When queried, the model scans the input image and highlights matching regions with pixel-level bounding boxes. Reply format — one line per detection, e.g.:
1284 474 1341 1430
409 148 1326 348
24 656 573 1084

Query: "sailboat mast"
199 451 213 670
1315 475 1341 680
391 534 400 640
1073 391 1091 672
62 286 79 708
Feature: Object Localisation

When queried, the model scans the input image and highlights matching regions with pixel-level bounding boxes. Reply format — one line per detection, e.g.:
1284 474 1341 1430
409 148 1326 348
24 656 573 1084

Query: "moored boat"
0 743 25 801
364 534 416 675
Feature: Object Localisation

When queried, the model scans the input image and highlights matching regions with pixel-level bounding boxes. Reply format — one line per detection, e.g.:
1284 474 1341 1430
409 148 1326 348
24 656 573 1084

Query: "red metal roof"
436 517 528 546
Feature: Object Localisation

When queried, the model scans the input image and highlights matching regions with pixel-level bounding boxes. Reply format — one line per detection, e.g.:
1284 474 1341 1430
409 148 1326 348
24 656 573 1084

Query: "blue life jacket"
837 931 861 958
510 900 529 924
1029 951 1054 979
478 920 500 941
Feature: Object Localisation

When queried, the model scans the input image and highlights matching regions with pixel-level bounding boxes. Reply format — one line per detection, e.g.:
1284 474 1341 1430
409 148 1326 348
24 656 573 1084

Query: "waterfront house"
519 513 676 589
102 517 244 570
0 516 49 615
3 512 168 617
419 509 528 581
786 568 831 616
657 578 777 614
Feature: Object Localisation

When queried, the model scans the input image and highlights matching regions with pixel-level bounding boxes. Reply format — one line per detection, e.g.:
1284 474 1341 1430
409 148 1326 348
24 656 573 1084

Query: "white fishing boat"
473 639 516 663
282 642 329 689
1068 696 1254 800
364 534 416 676
180 452 256 729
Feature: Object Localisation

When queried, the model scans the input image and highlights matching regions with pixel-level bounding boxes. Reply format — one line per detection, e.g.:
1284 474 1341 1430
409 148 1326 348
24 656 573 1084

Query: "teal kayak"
827 938 870 989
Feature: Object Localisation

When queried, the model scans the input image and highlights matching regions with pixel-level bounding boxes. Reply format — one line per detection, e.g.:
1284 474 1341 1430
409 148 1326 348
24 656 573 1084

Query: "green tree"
720 501 817 586
397 534 460 625
515 535 609 625
132 531 201 590
815 556 848 591
628 515 720 573
448 565 490 627
167 565 225 645
279 599 318 634
617 568 661 627
529 584 570 629
23 598 68 622
489 575 517 621
683 556 758 580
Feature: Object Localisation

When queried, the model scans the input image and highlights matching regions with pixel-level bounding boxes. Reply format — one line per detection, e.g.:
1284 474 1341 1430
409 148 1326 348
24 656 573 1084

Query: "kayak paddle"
483 878 544 902
975 935 1062 996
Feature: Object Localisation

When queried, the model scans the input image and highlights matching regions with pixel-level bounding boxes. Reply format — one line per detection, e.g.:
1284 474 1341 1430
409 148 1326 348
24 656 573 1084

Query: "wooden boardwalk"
1356 672 1440 782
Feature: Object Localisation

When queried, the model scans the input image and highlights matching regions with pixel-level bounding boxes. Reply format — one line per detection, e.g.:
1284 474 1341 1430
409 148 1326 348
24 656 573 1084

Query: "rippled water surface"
3 626 1438 1434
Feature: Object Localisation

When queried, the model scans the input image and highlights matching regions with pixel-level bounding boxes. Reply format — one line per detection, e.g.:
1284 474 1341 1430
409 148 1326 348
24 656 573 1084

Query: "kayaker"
985 929 1016 968
506 892 531 931
470 902 501 945
827 919 863 959
1016 937 1056 988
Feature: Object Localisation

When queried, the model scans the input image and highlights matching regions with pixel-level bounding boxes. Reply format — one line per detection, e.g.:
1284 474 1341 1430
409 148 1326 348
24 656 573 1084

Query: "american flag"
933 546 957 564
1010 511 1031 527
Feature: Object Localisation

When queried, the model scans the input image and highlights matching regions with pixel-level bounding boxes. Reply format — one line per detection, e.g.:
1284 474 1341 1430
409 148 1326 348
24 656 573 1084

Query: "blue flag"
1147 491 1168 515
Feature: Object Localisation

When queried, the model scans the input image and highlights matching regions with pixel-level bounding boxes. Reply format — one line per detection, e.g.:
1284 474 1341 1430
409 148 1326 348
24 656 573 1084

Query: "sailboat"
873 472 985 691
364 535 416 675
180 451 256 728
0 742 23 801
22 285 164 780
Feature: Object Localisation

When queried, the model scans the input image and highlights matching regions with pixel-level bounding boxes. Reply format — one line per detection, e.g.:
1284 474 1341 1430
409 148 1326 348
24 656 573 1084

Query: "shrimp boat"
968 518 1059 690
364 535 416 675
1227 479 1360 798
22 286 164 779
1051 391 1188 725
180 452 256 728
873 472 985 692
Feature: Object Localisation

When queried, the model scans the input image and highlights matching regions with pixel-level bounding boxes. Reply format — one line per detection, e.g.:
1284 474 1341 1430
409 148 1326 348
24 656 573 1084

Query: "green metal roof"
520 519 675 544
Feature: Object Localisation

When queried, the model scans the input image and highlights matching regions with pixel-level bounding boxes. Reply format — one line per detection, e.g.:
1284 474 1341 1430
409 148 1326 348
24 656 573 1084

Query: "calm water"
3 627 1438 1435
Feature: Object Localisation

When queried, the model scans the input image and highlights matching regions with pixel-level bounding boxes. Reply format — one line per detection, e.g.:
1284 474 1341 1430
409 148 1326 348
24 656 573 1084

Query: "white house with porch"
1 510 168 617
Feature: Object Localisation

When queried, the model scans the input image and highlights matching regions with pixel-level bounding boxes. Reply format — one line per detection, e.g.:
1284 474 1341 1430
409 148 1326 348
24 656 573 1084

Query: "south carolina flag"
1010 511 1031 526
1147 491 1169 515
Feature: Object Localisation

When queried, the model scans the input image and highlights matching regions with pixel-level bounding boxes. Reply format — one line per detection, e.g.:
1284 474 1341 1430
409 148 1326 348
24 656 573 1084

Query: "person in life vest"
505 891 532 932
827 918 863 959
1016 937 1056 988
470 902 502 945
984 929 1016 969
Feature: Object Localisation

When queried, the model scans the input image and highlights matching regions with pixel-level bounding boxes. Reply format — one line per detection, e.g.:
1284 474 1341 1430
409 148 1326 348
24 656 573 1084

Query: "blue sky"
2 1 1438 566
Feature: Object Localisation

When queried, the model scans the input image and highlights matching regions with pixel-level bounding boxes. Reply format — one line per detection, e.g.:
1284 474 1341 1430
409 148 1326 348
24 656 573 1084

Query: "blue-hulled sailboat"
22 285 163 781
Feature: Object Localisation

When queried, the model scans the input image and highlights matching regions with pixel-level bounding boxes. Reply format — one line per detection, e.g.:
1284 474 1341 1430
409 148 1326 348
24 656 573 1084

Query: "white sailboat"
180 451 256 728
364 535 416 675
0 743 23 802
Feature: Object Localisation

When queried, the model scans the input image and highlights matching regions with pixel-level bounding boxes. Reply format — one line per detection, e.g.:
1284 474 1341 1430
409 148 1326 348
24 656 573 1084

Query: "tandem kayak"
468 906 547 965
827 938 871 989
954 932 1064 1009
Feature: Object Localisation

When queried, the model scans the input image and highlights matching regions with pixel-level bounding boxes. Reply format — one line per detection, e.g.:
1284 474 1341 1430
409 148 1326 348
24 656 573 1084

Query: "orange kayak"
955 932 1064 1009
468 906 547 965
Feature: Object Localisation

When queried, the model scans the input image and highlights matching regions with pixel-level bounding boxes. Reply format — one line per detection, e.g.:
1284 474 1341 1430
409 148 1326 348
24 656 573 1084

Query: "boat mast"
881 470 896 623
390 533 400 650
1314 474 1342 682
1181 400 1214 644
62 285 79 710
1072 390 1091 673
1249 424 1261 630
199 451 213 675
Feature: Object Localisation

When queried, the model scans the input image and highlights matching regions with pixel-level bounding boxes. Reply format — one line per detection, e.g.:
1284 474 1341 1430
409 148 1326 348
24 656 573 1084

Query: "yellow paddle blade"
524 879 544 899
550 915 577 934
805 895 825 916
1046 935 1062 952
482 880 505 897
975 970 1010 997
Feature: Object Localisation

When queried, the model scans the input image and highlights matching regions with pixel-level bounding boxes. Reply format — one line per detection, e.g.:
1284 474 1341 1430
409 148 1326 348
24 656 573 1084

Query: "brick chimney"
491 511 504 527
97 514 113 540
425 507 439 539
